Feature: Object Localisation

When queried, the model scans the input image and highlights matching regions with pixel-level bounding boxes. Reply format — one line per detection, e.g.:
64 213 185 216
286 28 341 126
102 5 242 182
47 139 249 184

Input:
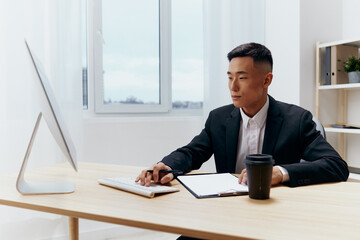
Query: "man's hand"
135 162 174 187
238 166 283 186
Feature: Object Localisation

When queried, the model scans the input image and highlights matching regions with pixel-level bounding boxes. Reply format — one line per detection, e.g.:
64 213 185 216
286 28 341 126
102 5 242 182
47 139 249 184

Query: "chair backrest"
300 116 326 163
312 116 326 139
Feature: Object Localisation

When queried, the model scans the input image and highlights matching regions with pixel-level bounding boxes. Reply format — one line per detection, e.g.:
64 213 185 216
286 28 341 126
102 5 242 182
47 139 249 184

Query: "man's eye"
239 77 247 80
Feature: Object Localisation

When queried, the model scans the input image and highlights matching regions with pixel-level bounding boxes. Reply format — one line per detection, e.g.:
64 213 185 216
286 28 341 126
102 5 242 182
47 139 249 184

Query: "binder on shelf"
325 47 331 85
331 45 358 85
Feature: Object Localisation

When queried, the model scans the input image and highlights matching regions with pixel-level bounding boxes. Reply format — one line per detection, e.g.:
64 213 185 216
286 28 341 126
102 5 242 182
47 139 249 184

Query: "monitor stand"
16 112 75 194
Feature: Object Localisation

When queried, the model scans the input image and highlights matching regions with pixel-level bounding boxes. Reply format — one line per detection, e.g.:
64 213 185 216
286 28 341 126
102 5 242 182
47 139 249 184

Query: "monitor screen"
17 41 78 194
25 40 78 172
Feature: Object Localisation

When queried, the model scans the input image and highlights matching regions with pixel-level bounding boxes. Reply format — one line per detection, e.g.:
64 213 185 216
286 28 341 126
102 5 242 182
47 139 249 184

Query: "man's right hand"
135 162 174 187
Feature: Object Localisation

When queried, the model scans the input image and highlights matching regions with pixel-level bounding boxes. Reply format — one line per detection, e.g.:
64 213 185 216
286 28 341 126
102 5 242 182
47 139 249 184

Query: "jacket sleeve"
161 112 214 174
281 111 349 187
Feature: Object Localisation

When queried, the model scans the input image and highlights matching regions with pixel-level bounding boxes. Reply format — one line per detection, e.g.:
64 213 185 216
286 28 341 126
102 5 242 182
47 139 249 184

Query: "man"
136 42 349 188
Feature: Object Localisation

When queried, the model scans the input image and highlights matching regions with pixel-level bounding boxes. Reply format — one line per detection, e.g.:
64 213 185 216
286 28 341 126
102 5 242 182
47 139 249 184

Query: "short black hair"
227 42 273 72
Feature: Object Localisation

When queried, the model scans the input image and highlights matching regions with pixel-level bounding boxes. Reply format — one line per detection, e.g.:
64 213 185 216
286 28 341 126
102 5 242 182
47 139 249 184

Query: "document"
98 177 179 198
177 173 248 198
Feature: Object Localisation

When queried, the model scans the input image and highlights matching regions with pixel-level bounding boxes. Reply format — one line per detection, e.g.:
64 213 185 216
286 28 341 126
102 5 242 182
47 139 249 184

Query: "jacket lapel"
226 108 241 172
262 96 283 155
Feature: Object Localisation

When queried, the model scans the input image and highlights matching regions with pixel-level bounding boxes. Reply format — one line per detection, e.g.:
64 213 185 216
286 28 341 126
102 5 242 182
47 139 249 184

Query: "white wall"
82 116 205 167
265 0 301 105
342 0 360 39
265 0 360 170
265 0 343 114
299 0 343 113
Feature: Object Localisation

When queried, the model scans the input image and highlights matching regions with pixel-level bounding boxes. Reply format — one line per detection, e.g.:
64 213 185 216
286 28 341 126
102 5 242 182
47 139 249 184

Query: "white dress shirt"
235 97 269 173
234 96 289 182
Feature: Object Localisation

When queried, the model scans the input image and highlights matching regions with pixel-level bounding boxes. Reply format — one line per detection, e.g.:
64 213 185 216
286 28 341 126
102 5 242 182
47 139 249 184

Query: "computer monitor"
16 40 78 194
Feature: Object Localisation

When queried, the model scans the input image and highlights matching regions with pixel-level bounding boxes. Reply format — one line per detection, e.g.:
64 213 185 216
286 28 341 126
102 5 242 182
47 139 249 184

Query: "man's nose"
230 80 238 91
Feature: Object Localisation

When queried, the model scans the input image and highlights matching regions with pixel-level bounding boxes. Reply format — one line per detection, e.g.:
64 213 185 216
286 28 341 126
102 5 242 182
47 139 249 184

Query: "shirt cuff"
276 166 290 182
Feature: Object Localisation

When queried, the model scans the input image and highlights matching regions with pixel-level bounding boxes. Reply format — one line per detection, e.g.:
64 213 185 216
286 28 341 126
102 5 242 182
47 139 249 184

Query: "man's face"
227 56 272 117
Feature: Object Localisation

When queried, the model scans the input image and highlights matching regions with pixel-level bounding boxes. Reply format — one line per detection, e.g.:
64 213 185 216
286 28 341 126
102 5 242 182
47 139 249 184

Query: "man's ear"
264 73 273 87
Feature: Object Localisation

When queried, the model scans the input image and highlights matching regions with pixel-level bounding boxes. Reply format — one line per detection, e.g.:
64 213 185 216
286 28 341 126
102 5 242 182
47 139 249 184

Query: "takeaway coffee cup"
244 154 274 200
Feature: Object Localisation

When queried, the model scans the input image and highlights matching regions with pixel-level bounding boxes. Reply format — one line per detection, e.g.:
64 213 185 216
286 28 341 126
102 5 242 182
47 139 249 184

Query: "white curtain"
0 0 82 173
0 0 82 238
202 0 265 117
25 0 83 162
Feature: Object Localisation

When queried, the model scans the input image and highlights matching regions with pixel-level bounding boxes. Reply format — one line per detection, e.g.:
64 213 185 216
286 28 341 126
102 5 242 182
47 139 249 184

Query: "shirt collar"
240 96 269 129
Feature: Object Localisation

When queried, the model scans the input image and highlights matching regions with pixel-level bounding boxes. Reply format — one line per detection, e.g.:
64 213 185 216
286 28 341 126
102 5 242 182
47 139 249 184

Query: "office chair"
300 116 325 163
312 116 326 139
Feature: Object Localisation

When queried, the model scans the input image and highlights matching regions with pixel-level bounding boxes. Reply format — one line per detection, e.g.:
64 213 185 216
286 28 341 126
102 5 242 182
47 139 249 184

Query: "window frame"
90 0 172 113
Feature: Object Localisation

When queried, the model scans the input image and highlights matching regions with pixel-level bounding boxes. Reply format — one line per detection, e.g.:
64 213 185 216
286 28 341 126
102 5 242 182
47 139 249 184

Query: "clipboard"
177 173 248 198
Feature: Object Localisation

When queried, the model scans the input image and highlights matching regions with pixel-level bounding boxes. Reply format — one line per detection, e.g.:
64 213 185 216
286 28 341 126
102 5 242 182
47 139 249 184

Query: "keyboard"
98 177 179 198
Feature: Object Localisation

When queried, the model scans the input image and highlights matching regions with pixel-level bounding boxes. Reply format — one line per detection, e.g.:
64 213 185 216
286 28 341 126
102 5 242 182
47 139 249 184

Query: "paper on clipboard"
177 173 248 198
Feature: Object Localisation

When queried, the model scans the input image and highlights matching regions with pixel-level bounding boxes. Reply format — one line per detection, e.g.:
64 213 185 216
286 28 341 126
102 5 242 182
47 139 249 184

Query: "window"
82 0 88 110
172 0 203 110
87 0 203 113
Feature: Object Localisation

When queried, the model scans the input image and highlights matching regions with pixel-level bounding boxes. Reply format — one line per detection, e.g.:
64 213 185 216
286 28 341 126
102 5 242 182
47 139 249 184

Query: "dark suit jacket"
161 95 349 187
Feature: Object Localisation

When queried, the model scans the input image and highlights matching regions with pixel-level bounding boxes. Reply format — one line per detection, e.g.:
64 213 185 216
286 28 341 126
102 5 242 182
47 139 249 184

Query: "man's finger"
152 164 160 182
242 173 248 185
160 173 174 184
239 169 246 184
145 171 153 187
136 169 148 186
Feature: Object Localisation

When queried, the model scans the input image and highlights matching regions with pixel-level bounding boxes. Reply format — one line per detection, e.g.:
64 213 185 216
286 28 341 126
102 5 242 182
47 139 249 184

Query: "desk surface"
1 162 360 240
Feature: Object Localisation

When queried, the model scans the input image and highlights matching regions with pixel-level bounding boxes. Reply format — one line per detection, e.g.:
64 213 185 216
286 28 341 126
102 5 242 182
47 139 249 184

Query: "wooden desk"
1 162 360 240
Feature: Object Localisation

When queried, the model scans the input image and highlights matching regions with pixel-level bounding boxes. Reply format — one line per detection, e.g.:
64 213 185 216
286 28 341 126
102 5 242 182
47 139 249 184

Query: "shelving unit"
315 39 360 173
318 83 360 90
324 127 360 134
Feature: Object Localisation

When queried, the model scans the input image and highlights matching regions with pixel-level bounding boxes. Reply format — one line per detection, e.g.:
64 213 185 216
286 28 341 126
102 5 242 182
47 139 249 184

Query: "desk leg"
68 217 79 240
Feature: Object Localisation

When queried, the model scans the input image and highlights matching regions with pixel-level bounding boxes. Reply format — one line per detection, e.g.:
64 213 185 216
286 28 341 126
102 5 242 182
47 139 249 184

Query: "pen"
146 169 184 176
218 191 248 197
147 169 183 174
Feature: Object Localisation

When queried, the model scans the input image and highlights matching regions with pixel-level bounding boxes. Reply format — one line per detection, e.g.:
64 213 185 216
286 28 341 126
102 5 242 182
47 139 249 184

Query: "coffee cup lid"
244 154 274 165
